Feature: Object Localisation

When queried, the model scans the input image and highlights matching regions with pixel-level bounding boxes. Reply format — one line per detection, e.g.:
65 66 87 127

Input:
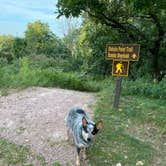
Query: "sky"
0 0 81 38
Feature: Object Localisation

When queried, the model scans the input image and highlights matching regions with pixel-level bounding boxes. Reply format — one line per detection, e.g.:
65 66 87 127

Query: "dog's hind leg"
76 147 81 166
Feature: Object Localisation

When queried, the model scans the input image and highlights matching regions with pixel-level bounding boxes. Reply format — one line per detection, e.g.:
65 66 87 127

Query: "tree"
0 35 14 62
12 37 27 59
56 0 166 81
78 19 121 75
25 20 53 55
25 20 70 58
63 28 80 56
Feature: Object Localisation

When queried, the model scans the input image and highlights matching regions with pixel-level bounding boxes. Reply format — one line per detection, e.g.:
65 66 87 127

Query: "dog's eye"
83 126 88 133
92 128 97 135
92 126 99 135
92 131 96 135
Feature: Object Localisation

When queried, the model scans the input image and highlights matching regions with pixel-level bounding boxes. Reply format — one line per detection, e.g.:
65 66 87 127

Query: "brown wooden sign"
105 43 140 109
112 60 129 77
106 44 140 61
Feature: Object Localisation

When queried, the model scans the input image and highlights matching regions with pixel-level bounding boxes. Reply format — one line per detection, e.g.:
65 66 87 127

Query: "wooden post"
113 76 122 109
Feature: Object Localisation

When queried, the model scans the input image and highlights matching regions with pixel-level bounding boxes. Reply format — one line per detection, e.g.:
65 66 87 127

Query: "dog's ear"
82 117 87 126
96 120 103 130
92 120 103 135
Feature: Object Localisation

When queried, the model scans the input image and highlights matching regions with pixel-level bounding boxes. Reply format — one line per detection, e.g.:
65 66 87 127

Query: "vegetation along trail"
0 87 96 165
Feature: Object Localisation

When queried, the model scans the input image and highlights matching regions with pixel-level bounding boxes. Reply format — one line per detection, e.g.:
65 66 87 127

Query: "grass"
0 89 8 96
88 86 166 166
122 78 166 99
0 138 31 165
0 139 61 166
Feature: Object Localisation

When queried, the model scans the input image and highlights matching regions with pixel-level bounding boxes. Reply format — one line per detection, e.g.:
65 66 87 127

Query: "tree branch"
86 9 148 41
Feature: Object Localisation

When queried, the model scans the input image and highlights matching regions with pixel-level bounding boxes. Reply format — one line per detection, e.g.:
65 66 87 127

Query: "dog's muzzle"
87 138 91 142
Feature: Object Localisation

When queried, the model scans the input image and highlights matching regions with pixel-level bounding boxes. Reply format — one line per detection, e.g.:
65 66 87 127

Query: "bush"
122 78 166 99
0 57 100 92
28 54 57 69
0 57 8 67
0 68 11 88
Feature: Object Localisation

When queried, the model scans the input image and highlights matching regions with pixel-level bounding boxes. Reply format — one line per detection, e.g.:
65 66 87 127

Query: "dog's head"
82 117 102 142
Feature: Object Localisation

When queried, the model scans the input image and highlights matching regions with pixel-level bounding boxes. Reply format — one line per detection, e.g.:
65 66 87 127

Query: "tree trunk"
151 49 159 82
149 13 165 82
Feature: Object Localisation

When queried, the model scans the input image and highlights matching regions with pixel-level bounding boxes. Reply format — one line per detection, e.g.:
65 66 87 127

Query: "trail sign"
105 43 140 109
106 44 140 61
112 60 129 77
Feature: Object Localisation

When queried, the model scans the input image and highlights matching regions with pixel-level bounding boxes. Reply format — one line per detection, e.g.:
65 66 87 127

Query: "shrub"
122 78 166 99
0 57 100 92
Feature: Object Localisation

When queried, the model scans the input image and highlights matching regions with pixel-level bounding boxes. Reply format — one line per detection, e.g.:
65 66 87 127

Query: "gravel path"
0 87 96 166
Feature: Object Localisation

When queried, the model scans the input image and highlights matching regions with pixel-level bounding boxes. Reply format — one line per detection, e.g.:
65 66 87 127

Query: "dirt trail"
0 87 96 165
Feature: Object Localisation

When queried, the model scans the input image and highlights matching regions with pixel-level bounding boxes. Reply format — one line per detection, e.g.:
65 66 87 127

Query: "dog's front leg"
82 147 87 160
76 147 81 166
66 128 70 141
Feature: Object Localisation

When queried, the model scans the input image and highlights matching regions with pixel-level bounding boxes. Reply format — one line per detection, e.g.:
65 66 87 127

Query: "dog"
66 107 102 166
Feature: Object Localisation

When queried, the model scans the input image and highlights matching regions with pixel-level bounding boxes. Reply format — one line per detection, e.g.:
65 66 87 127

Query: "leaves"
57 0 166 80
25 20 71 58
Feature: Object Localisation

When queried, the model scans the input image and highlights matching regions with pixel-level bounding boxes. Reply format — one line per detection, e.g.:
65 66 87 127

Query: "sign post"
106 44 140 109
113 76 122 109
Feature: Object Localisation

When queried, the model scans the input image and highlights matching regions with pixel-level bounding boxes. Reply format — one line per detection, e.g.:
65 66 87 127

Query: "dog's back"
66 107 89 128
66 107 94 147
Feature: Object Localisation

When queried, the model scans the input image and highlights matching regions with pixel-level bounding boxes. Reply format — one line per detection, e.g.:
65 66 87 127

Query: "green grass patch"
0 138 31 165
122 78 166 99
88 87 166 166
0 138 61 166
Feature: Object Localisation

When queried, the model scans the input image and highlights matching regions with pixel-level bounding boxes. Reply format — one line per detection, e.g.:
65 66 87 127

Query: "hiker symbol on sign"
115 62 124 74
112 60 129 77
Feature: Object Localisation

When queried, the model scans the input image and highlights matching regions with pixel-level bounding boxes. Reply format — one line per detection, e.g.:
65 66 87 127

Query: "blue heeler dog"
66 107 102 166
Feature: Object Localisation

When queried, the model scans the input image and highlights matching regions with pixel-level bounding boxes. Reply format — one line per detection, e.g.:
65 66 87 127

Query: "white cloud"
0 0 81 37
0 0 57 21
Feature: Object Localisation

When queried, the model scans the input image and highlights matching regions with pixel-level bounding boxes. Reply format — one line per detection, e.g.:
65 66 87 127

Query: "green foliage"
28 54 57 69
0 57 8 67
62 20 120 75
25 20 71 58
0 138 30 165
12 37 27 59
57 0 166 80
52 161 61 166
0 20 71 64
78 21 121 75
25 20 50 54
122 78 166 99
0 57 100 92
0 67 12 88
0 35 27 62
63 28 80 54
0 35 14 62
127 0 166 11
0 138 58 166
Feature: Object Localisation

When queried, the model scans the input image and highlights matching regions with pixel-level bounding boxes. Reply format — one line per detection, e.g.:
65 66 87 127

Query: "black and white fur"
66 107 102 166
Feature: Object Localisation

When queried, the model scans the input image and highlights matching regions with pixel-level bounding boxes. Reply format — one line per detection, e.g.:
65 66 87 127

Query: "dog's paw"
76 154 81 166
76 159 80 166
